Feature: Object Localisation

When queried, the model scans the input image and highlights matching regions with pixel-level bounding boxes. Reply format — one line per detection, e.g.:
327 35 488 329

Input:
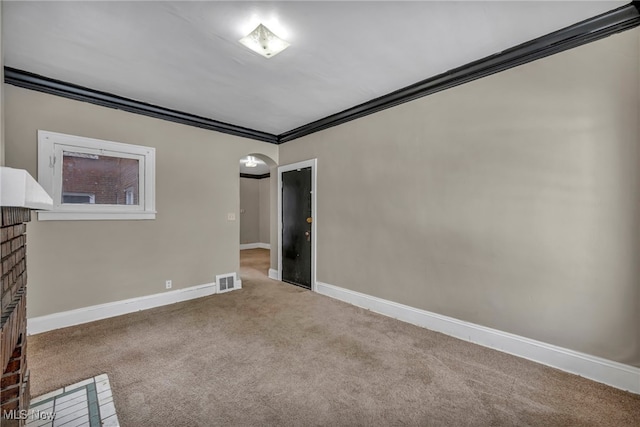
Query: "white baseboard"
240 243 271 250
316 281 640 394
268 268 279 280
28 282 217 335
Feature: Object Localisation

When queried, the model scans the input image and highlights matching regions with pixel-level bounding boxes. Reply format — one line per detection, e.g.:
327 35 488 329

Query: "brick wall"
0 207 31 427
62 154 139 205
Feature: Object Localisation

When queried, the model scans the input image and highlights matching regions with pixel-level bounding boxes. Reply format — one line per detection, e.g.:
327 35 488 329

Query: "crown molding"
4 3 639 145
278 2 640 143
3 67 279 144
240 173 270 180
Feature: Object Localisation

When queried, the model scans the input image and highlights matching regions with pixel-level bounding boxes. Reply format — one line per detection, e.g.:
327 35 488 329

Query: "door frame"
277 158 317 291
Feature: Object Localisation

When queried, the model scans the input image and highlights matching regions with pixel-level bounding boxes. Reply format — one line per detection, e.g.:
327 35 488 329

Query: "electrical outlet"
165 280 172 289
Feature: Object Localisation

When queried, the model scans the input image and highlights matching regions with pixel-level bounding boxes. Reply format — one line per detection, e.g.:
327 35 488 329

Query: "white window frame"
37 130 156 221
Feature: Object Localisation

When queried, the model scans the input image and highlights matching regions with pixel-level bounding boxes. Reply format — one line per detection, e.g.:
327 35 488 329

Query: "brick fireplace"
0 207 31 426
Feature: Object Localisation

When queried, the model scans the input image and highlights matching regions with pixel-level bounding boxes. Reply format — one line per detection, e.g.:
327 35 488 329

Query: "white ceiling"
3 1 626 135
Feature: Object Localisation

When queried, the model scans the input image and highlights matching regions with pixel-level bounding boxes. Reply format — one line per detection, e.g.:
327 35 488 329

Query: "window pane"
62 193 95 204
62 151 139 205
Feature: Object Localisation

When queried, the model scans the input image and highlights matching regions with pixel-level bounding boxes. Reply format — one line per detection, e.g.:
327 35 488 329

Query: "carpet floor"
28 249 640 426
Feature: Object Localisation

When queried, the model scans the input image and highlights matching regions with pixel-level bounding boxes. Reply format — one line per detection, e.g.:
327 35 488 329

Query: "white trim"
268 268 279 280
239 243 271 250
0 167 53 210
316 281 640 394
28 282 216 335
277 159 317 291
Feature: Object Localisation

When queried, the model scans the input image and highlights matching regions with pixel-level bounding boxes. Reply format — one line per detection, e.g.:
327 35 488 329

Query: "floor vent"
216 273 241 294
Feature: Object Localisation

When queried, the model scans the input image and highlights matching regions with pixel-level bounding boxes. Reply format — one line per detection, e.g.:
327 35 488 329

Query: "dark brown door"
282 167 312 289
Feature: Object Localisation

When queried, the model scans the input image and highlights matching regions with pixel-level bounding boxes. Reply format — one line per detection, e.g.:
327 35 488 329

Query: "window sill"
37 211 157 221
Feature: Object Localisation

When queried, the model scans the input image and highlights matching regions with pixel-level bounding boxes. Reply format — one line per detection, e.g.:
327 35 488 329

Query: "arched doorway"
238 153 277 279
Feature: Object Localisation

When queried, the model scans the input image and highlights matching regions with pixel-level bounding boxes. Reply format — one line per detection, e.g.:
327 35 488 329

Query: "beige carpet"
28 249 640 426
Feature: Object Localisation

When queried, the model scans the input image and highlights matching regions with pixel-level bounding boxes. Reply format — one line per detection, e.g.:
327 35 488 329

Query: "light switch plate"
227 213 236 221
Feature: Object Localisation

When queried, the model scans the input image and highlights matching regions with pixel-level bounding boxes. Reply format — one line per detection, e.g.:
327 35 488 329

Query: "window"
62 192 96 204
37 130 156 220
124 187 135 205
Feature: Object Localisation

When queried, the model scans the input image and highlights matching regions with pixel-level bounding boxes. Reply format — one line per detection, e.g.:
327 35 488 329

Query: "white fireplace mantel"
0 166 53 210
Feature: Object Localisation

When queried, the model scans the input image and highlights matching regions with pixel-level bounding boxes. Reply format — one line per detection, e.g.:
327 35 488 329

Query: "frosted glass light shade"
239 24 290 58
245 156 258 167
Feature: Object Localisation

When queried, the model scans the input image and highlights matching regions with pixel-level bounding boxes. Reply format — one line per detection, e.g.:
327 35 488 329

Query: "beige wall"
240 177 260 244
279 29 640 366
259 177 270 244
4 85 278 317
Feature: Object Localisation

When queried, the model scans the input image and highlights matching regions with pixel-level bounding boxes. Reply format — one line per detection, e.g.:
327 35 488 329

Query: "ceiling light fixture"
244 156 258 167
239 23 290 59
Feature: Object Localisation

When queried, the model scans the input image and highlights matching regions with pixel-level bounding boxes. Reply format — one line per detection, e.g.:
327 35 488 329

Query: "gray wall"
278 29 640 367
239 177 260 244
240 176 271 245
4 85 278 317
259 177 270 244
